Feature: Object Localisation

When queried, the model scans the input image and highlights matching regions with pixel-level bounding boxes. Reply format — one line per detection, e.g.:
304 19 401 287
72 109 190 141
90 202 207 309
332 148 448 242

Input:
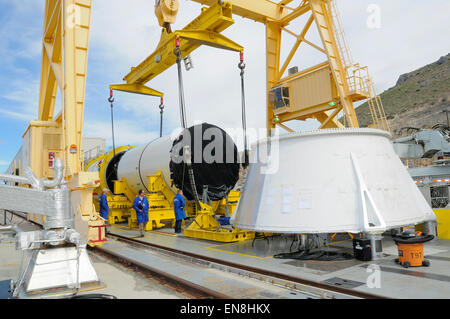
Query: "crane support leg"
266 21 282 135
309 0 359 128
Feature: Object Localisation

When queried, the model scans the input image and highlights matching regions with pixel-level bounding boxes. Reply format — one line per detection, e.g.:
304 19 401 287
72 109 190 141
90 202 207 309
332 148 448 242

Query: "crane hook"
108 89 114 104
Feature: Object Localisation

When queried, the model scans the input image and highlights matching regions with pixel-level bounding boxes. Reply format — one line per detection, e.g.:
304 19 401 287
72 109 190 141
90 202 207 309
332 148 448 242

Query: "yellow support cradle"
85 145 135 225
127 172 177 231
183 202 254 243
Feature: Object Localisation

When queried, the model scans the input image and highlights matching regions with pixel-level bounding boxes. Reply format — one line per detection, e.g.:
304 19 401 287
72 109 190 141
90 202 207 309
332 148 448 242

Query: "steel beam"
109 84 164 97
309 0 359 128
279 2 310 24
266 20 282 134
123 3 242 85
190 0 290 23
318 106 343 129
277 103 337 123
279 14 315 79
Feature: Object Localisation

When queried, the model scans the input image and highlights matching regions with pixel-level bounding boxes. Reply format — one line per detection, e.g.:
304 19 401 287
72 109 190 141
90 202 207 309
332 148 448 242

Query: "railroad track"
93 241 231 299
103 232 387 300
2 211 221 299
2 211 386 299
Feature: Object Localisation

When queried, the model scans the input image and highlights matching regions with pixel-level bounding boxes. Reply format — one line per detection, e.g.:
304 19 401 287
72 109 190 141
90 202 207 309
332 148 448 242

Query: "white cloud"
0 0 42 123
83 119 160 147
0 0 43 64
0 109 33 121
87 1 268 137
0 79 39 121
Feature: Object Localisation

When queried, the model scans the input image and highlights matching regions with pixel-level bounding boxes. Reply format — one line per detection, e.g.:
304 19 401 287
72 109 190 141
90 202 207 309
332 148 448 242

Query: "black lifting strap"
239 52 250 169
173 37 201 211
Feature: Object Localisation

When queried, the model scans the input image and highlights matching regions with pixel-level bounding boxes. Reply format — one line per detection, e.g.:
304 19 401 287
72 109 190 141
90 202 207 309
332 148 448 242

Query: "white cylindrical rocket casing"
111 123 240 201
117 136 175 195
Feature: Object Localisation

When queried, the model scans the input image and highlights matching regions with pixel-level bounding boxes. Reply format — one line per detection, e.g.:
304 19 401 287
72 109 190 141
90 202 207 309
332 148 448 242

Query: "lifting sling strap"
174 38 202 211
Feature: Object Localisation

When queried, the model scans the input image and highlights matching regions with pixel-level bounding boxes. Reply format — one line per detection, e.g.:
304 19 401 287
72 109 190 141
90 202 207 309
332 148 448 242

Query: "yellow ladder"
328 0 390 132
310 0 359 128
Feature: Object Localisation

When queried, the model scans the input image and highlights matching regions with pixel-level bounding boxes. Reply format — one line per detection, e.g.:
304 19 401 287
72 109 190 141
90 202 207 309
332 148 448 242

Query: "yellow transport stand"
86 145 135 226
111 168 252 242
183 201 254 243
124 172 177 231
104 195 132 225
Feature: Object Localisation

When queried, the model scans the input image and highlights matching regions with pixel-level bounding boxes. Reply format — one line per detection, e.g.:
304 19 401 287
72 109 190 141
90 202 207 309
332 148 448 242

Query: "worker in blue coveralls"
173 189 187 234
99 188 109 232
133 189 149 237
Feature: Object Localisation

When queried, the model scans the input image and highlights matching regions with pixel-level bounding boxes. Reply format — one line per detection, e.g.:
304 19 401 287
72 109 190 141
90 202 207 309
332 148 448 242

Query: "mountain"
355 53 450 137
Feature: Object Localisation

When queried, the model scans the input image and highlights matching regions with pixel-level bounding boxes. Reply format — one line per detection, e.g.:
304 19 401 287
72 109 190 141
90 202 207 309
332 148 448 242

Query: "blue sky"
0 0 449 172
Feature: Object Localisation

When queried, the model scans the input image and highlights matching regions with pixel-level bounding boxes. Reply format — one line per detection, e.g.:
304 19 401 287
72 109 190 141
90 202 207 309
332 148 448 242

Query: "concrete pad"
108 224 450 298
0 232 185 299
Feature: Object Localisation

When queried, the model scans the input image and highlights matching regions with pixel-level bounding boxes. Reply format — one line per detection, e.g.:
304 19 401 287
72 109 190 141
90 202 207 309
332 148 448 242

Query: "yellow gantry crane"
113 0 389 135
25 0 389 246
193 0 389 132
102 0 390 242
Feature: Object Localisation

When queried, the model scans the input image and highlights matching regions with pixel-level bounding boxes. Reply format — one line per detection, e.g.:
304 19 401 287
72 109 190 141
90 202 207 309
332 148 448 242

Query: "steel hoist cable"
172 40 247 214
108 90 117 160
174 36 187 130
239 52 250 169
159 96 165 137
108 90 165 191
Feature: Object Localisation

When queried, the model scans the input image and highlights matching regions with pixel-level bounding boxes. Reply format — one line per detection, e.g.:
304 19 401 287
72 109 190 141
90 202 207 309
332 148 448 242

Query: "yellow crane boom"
24 0 389 245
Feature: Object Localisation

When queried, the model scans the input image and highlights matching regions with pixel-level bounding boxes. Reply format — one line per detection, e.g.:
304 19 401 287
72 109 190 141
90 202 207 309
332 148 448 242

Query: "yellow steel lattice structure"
114 0 389 133
188 0 389 133
34 0 104 245
40 0 92 175
328 1 389 131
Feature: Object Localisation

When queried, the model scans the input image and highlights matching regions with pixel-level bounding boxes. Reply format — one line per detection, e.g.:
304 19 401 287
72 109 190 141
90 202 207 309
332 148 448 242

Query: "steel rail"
3 211 386 299
2 210 41 227
106 232 388 300
93 243 231 299
3 211 226 299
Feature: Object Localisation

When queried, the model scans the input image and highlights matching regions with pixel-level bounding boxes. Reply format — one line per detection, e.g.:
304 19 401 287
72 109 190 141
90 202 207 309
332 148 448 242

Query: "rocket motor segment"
102 123 241 201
